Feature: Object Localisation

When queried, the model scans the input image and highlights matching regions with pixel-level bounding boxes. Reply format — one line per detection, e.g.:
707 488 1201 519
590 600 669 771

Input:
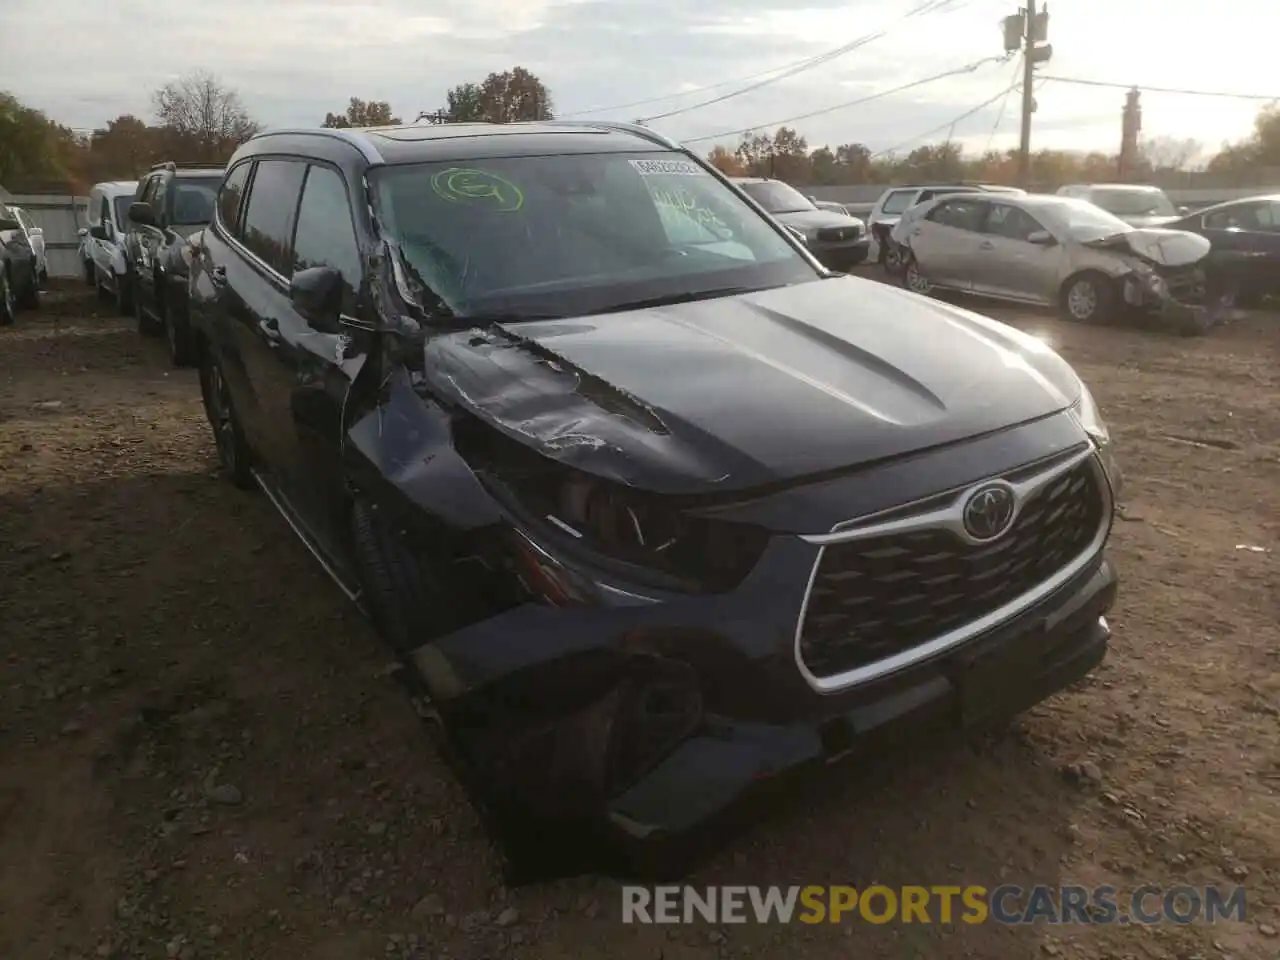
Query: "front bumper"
810 237 870 271
1123 269 1230 335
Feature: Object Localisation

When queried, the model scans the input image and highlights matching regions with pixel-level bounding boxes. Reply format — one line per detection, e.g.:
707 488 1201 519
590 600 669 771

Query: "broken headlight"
1071 382 1123 500
548 474 768 591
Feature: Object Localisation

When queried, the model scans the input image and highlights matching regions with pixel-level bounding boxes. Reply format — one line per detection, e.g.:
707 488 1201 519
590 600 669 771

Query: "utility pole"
1004 2 1052 188
1118 88 1141 180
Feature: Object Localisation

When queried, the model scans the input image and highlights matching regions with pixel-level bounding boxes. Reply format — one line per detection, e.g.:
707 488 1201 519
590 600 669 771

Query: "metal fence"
2 192 92 279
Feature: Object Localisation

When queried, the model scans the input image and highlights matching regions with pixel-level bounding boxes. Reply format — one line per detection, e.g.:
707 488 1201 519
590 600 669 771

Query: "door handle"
258 317 281 344
210 265 227 287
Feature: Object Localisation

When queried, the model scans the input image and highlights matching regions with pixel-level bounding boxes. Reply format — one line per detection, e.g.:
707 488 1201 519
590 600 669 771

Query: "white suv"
869 182 1025 268
78 180 140 313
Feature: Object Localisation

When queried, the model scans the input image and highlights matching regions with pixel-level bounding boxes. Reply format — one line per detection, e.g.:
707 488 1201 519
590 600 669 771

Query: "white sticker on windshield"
629 158 707 177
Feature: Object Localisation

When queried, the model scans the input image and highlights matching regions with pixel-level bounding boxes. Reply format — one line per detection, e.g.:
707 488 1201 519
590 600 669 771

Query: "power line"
871 79 1021 158
984 54 1023 152
1039 75 1280 101
638 0 968 123
682 55 1010 145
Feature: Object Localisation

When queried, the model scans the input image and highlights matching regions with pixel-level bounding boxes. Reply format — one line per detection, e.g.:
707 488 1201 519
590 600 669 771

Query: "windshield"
880 190 920 216
1090 188 1176 218
113 196 132 228
171 178 220 225
371 152 819 321
1038 197 1133 241
737 180 815 214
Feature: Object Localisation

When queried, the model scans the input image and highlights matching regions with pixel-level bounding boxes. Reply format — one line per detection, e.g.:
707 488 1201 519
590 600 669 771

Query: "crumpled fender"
344 364 504 531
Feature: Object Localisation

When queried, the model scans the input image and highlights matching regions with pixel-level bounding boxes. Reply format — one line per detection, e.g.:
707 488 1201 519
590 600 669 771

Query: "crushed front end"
1085 230 1228 335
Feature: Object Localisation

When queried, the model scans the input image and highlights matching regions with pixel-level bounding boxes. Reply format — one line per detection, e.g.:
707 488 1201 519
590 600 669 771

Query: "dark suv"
188 121 1120 875
0 202 41 324
126 161 223 365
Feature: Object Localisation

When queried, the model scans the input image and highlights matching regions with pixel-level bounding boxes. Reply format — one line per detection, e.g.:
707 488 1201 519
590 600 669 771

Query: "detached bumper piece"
1124 265 1229 336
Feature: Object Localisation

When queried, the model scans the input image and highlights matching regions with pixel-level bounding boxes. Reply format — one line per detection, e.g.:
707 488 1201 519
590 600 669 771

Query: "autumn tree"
1208 104 1280 173
322 97 401 129
152 70 259 164
435 68 553 124
0 92 72 185
82 115 164 180
706 145 745 176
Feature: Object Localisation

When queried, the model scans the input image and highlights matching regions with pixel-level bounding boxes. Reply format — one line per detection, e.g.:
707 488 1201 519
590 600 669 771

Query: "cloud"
0 0 1271 157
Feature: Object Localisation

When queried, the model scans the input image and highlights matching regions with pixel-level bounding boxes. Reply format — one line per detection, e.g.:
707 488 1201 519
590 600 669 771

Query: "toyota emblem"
962 483 1016 540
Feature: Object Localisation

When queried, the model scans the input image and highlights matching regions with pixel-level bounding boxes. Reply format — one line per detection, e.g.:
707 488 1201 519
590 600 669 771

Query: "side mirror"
0 217 20 233
78 227 89 238
1177 205 1190 215
1026 230 1055 245
89 224 110 241
128 201 156 226
289 265 344 331
29 226 42 238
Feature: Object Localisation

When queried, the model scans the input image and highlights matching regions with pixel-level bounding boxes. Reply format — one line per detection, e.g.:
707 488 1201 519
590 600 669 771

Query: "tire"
884 245 904 274
115 272 133 316
350 497 449 655
1059 272 1114 324
198 347 254 490
0 271 15 326
902 254 932 296
17 265 39 310
136 279 162 337
164 287 197 367
95 265 112 303
84 259 95 286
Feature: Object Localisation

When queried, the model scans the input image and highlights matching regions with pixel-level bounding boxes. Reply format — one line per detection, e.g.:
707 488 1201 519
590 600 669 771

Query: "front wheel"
199 348 254 489
903 254 932 296
18 267 39 310
1060 272 1114 324
83 259 95 286
165 289 197 367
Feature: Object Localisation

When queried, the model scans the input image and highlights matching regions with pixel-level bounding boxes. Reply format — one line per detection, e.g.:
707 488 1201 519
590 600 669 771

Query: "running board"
251 468 368 615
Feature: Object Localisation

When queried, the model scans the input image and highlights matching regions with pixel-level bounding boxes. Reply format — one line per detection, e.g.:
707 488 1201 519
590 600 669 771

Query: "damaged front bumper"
1122 265 1229 335
408 514 1117 848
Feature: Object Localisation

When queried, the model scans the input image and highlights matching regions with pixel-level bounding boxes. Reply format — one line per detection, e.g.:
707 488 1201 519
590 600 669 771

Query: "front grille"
817 225 861 243
798 459 1106 681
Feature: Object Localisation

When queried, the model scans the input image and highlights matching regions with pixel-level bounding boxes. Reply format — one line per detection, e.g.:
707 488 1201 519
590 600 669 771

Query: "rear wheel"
1060 272 1114 324
83 259 95 286
198 347 254 489
17 266 39 310
903 254 932 296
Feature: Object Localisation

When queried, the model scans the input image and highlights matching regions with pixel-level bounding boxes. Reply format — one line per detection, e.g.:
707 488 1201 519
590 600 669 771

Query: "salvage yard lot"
1 281 1277 960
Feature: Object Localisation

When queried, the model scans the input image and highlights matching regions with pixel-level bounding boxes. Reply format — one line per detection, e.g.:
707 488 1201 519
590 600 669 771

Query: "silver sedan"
891 193 1224 333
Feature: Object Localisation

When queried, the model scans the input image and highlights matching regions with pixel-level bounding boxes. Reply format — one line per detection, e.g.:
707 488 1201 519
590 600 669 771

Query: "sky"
1 0 1274 163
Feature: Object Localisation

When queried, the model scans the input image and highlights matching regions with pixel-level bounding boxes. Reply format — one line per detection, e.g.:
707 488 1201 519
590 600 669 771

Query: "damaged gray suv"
187 120 1120 878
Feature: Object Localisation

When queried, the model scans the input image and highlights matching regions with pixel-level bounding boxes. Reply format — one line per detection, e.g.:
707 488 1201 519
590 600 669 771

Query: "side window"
239 159 307 276
1264 201 1280 231
1204 203 1263 231
290 164 363 311
985 204 1042 241
217 163 252 238
880 189 919 215
928 199 986 232
100 196 112 227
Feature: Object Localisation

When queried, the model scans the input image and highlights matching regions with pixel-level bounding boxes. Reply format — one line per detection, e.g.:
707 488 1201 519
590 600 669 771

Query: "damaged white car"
892 192 1226 334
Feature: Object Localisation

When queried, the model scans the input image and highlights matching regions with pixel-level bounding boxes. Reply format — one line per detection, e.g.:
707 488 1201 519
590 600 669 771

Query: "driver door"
972 202 1061 304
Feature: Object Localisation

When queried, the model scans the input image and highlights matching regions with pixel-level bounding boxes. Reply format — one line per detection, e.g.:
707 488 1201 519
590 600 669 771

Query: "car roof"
1192 193 1280 213
92 180 140 195
245 120 682 166
1074 183 1164 192
172 168 223 178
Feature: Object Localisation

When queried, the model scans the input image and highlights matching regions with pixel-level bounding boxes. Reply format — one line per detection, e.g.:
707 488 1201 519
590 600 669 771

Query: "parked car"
1164 194 1280 307
730 177 870 270
1054 184 1185 227
869 182 1025 270
893 192 1221 334
0 202 41 324
79 180 140 314
125 162 222 365
7 206 47 287
188 120 1119 876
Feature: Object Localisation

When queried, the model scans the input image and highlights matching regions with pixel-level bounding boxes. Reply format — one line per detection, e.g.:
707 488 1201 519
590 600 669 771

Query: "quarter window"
291 164 363 310
239 159 307 275
217 163 252 237
880 190 919 215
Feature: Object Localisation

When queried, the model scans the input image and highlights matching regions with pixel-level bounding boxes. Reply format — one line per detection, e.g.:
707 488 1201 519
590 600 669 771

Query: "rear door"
905 197 988 288
972 202 1061 304
1200 200 1280 296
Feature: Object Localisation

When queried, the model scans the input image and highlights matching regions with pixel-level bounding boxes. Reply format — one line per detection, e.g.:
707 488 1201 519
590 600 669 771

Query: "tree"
706 145 745 176
85 115 162 179
322 97 401 129
734 132 774 175
443 82 485 123
152 70 259 163
1208 104 1280 173
0 92 69 185
478 67 553 122
1141 136 1203 172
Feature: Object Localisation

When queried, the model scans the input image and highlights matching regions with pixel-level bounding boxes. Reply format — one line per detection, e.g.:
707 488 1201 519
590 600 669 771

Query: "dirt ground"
1 278 1277 960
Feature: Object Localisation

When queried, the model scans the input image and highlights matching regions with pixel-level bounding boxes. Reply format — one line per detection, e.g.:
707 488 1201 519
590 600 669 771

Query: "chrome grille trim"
793 447 1114 694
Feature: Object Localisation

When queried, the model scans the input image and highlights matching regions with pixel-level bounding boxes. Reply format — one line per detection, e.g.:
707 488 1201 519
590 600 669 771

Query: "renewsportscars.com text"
621 885 1247 926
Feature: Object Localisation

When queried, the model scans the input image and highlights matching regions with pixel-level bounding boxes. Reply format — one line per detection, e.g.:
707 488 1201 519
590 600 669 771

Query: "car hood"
423 277 1084 496
773 209 864 233
1083 227 1210 266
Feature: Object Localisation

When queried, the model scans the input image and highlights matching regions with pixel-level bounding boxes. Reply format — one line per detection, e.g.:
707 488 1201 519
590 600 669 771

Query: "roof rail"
149 161 224 172
247 127 384 163
541 120 680 151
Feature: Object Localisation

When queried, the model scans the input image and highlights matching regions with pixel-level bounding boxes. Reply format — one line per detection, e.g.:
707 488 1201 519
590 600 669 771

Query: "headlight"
1071 383 1122 499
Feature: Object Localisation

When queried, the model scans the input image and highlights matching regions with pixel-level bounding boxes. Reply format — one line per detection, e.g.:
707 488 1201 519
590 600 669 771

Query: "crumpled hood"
1084 227 1210 267
773 209 865 234
423 276 1085 495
